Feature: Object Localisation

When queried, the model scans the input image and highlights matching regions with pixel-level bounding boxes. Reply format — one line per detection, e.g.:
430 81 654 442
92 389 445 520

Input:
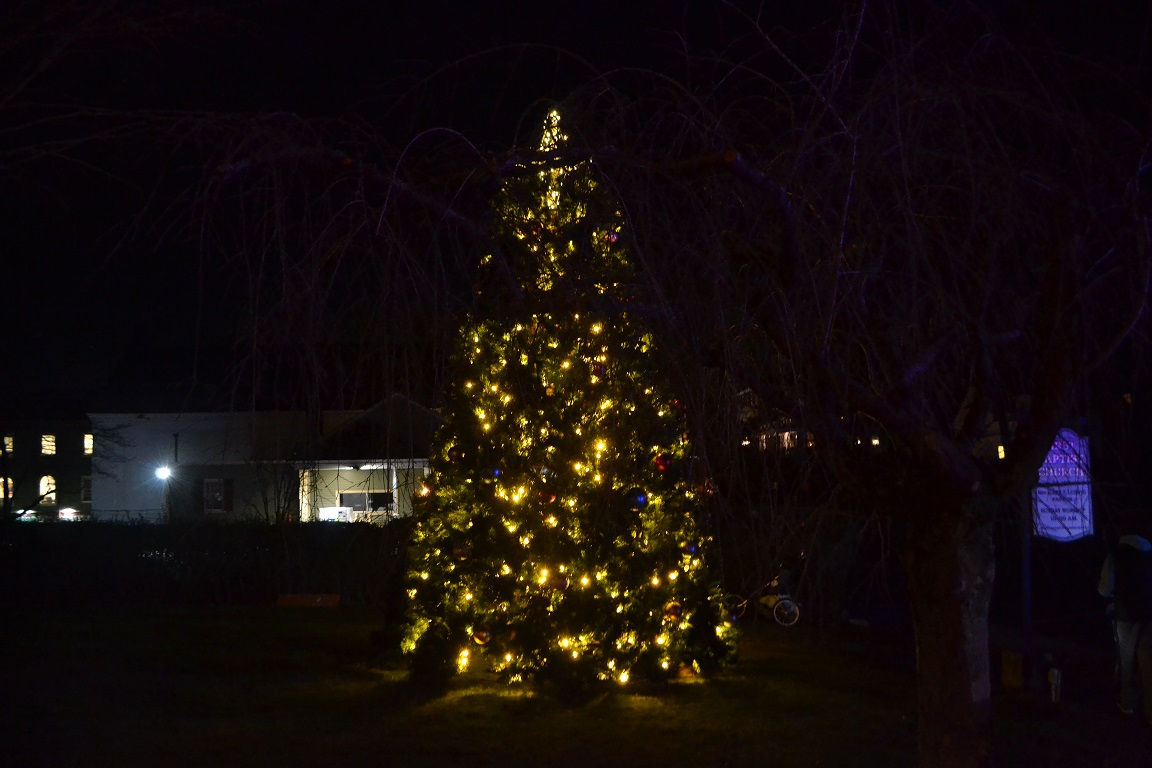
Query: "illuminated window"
40 475 56 505
80 476 92 503
204 478 233 513
3 435 11 454
1 477 11 498
84 434 93 455
41 435 56 455
338 491 395 513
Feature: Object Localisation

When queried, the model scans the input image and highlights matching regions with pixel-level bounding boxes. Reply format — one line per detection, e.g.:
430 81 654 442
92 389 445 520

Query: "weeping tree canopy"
461 10 1149 522
531 6 1148 767
189 4 1148 767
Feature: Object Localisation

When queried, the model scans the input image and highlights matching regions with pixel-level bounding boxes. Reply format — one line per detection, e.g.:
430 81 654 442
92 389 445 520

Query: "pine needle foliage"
402 110 734 689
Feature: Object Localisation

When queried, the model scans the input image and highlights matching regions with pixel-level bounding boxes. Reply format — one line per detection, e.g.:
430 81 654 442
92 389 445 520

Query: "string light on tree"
402 108 733 687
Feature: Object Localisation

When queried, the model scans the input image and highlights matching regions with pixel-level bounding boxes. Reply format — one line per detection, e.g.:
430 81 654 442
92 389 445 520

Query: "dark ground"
0 605 1149 767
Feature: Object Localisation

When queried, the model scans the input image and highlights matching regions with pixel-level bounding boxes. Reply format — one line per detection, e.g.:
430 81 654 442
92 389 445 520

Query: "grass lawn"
1 606 1149 767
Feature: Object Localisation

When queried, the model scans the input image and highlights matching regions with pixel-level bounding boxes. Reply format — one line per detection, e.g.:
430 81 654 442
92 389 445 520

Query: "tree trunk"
905 495 996 768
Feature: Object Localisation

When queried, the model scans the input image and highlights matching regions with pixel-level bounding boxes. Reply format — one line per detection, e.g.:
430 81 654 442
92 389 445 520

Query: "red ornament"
654 453 673 472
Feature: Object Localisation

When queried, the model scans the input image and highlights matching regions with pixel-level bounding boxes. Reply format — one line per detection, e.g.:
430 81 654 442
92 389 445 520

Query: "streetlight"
156 433 178 523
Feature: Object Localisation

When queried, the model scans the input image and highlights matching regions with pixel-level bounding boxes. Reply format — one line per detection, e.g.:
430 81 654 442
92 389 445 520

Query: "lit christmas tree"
403 110 733 687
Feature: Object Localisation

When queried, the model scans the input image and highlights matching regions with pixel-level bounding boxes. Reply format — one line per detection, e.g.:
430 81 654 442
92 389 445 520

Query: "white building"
90 394 437 524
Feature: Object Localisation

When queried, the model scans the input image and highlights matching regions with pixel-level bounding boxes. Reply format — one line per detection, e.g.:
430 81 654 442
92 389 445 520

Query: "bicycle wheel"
773 598 800 627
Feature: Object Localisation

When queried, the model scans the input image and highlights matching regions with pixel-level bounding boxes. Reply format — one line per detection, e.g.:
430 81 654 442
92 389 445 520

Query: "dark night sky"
1 1 677 392
2 0 1148 411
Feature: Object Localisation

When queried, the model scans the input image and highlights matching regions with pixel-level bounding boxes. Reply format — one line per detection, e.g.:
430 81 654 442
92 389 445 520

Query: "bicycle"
724 576 801 627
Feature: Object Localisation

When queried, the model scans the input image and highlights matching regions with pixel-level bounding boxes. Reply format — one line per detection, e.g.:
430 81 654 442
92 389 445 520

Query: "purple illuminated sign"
1032 428 1093 542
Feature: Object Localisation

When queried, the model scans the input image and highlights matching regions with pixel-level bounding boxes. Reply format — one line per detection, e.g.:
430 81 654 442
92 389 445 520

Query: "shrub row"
0 520 411 611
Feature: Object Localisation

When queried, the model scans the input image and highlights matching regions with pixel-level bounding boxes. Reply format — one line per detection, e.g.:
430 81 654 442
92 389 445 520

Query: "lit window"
41 435 56 455
84 434 93 455
205 479 223 512
1 477 11 498
204 478 233 513
80 476 92 503
40 475 57 505
3 435 11 454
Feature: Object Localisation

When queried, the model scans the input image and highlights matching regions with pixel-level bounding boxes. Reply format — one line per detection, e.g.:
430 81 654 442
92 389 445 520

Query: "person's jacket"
1111 535 1152 622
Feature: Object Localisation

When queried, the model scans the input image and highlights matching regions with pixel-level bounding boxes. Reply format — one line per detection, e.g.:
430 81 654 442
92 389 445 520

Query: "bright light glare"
155 466 172 480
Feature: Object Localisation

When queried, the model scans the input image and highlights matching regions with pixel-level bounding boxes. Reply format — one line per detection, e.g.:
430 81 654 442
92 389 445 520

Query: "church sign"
1032 428 1093 542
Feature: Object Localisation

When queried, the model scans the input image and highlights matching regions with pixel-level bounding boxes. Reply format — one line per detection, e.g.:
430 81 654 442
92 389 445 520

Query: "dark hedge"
0 520 411 611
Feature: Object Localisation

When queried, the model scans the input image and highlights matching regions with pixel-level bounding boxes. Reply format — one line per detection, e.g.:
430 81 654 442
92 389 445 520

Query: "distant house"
1 415 94 521
89 393 438 524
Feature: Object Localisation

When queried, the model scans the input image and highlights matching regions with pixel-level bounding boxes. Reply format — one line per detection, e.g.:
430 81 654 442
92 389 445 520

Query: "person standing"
1099 528 1152 718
